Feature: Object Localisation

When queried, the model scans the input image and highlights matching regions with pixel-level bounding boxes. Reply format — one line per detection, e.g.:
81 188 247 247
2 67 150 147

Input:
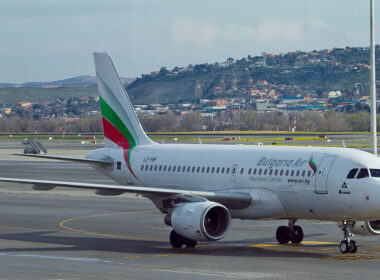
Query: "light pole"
370 0 377 155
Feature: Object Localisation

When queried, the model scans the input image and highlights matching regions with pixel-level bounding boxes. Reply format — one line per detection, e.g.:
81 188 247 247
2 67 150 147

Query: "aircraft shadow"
0 230 334 259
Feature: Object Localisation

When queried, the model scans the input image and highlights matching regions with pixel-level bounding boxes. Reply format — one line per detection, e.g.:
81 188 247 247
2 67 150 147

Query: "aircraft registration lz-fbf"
2 53 380 254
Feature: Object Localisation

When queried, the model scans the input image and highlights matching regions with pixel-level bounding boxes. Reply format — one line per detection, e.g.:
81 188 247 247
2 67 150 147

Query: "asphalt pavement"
0 140 380 279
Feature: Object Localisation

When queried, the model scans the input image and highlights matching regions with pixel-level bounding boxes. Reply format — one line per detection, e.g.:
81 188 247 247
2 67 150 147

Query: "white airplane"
1 53 380 254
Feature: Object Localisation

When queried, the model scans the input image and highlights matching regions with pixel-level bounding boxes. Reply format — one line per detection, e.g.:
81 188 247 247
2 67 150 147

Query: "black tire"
276 226 290 244
184 238 198 248
290 225 304 244
349 240 358 254
340 240 351 254
170 230 184 249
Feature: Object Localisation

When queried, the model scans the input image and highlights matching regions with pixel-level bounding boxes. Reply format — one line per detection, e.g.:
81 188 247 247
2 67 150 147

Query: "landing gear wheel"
349 240 358 253
276 226 290 244
340 240 351 254
339 221 358 254
170 230 184 248
290 225 304 244
184 238 198 248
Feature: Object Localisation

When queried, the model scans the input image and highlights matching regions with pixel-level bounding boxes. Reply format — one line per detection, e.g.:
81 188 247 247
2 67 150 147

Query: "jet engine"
351 221 380 236
165 201 231 241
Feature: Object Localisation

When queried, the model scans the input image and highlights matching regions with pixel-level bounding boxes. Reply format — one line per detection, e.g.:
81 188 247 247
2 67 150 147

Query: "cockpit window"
346 168 358 179
370 169 380 177
356 168 369 179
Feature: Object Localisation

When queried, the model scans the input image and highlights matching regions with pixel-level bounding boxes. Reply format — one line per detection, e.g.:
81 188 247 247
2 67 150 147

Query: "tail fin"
94 53 154 148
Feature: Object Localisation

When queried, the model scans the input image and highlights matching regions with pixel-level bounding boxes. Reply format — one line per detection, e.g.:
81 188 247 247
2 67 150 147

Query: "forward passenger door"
315 156 336 194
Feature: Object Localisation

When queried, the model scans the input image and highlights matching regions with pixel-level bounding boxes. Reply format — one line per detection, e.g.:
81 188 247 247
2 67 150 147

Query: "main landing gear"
276 219 304 244
339 221 358 254
169 230 198 249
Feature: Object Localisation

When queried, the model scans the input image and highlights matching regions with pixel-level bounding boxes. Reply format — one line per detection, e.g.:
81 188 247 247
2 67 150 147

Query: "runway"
1 143 380 279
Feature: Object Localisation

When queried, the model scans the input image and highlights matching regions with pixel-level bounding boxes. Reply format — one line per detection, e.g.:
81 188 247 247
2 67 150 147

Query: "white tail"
94 53 154 148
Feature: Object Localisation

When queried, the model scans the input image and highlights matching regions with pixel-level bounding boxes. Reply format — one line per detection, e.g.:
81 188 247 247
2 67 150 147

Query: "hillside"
127 46 380 104
0 76 134 106
0 86 97 105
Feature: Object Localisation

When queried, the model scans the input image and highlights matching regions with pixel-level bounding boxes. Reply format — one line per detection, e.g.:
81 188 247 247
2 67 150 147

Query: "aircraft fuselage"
87 144 380 222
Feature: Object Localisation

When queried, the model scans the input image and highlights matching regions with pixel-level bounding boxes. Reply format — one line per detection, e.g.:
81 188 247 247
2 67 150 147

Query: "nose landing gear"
339 221 358 254
276 219 304 244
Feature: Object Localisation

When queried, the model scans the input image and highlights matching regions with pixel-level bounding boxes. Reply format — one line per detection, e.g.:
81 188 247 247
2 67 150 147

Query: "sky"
1 0 379 83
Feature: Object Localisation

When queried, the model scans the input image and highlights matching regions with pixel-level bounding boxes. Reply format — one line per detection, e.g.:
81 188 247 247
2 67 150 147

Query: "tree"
159 67 169 76
234 111 258 131
347 112 370 131
179 112 203 131
139 113 178 132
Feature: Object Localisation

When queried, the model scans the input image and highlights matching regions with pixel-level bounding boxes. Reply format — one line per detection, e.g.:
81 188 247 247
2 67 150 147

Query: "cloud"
255 20 303 43
171 19 303 52
171 20 217 48
307 18 330 29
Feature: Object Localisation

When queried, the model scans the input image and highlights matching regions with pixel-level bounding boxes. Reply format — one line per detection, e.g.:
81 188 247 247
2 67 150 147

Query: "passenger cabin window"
150 165 153 171
264 169 267 175
275 169 278 176
154 165 158 171
347 168 359 179
240 168 244 175
202 167 205 173
296 170 300 176
182 166 186 172
216 167 220 174
290 170 294 176
117 161 121 170
302 170 305 176
141 165 144 171
197 167 200 173
159 165 162 171
211 167 215 173
248 168 251 175
207 167 210 173
259 169 262 175
285 170 289 176
269 169 273 176
357 168 369 179
370 169 380 177
221 167 225 173
163 166 167 172
253 168 257 175
145 165 149 171
168 166 171 172
280 170 283 176
226 168 230 174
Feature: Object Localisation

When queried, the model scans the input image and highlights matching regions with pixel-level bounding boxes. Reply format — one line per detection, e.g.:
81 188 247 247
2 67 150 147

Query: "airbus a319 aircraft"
2 53 380 254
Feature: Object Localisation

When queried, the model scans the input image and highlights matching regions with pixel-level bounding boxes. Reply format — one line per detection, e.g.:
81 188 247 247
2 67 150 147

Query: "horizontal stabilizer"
14 154 113 167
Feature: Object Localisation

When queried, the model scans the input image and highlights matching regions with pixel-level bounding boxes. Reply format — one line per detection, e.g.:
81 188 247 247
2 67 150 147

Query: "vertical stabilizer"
94 53 154 148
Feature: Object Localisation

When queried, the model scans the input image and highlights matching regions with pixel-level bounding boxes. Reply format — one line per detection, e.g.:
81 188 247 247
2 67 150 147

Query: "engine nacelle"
351 220 380 236
168 201 231 242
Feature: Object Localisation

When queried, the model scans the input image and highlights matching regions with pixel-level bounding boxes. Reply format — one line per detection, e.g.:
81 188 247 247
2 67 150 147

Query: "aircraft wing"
0 177 251 209
14 154 113 167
